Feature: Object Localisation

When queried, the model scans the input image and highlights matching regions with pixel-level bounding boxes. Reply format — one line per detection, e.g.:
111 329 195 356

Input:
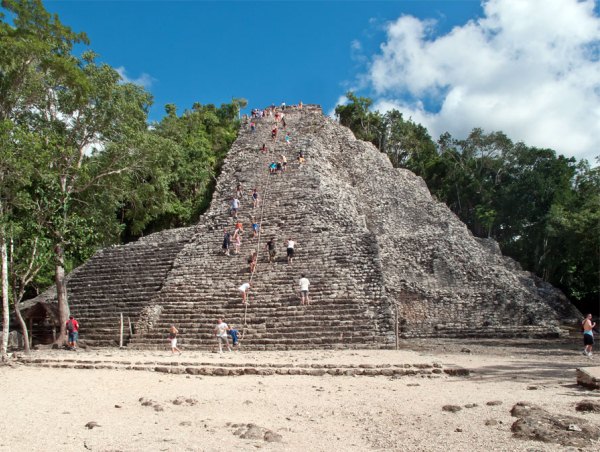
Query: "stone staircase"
66 232 192 346
127 106 393 349
28 103 579 349
17 355 468 377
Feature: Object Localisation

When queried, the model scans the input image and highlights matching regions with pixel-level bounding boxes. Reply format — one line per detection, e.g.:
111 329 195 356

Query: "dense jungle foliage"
0 0 245 350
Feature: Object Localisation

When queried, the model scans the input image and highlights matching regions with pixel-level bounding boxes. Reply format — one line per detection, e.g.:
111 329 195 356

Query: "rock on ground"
510 401 600 447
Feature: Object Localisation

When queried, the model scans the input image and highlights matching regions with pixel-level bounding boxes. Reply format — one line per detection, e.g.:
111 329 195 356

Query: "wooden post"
395 305 399 351
119 313 124 348
128 317 133 337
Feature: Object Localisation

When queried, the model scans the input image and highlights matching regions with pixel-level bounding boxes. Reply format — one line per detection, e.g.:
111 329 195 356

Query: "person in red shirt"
65 315 79 351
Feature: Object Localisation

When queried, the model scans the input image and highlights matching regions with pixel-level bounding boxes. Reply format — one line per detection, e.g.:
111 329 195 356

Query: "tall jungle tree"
0 0 88 357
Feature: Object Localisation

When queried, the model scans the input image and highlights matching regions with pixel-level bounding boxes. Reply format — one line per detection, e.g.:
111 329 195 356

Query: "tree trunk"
54 243 68 346
1 233 9 360
13 293 30 354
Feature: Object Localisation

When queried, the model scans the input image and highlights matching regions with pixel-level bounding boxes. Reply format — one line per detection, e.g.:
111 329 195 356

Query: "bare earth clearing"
1 338 600 451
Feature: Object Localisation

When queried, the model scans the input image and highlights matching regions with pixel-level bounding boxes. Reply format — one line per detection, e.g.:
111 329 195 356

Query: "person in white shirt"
239 282 251 304
214 318 232 353
231 197 240 218
298 274 310 305
286 238 295 265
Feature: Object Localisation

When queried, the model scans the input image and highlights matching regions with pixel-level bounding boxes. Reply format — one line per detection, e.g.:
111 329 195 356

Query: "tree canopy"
0 0 241 353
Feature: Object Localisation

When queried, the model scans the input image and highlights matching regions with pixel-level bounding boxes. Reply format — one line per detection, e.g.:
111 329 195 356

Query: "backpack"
67 320 75 333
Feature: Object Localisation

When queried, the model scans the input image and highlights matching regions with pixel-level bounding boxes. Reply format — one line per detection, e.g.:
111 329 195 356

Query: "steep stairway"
30 103 578 348
128 106 393 349
66 231 192 346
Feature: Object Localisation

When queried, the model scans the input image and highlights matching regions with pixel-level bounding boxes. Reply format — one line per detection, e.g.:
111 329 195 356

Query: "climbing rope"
238 111 284 342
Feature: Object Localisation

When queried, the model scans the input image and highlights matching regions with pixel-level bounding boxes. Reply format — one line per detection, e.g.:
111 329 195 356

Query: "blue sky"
23 1 600 160
44 1 482 119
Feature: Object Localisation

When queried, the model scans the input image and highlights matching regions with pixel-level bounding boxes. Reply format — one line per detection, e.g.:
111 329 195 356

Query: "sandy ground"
2 338 600 452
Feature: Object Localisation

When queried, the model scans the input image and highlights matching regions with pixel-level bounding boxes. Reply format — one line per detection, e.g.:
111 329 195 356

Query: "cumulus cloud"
328 94 350 118
115 66 156 88
362 0 600 161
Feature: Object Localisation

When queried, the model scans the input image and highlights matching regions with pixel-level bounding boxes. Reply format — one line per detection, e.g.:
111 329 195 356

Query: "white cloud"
360 0 600 161
115 66 156 89
328 94 349 118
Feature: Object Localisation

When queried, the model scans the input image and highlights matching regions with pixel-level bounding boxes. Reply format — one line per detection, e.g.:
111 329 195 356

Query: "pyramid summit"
29 104 579 349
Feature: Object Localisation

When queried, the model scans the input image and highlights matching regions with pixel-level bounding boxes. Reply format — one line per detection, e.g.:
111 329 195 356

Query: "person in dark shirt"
222 229 231 256
266 238 276 263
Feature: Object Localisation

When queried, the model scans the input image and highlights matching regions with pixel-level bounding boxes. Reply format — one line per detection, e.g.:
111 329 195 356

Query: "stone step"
17 355 469 377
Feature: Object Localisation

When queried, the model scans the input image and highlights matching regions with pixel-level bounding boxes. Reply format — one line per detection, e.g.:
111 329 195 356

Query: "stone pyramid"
30 105 579 349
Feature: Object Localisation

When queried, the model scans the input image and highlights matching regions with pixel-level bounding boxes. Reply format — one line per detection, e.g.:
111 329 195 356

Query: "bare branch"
71 167 133 194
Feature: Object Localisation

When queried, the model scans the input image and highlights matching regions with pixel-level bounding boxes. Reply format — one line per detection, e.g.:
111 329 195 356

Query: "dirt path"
1 339 599 451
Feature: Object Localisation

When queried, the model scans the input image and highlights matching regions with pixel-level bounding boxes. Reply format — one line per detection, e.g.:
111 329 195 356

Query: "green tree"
335 92 382 147
0 0 87 357
119 101 239 238
19 53 153 344
380 109 437 177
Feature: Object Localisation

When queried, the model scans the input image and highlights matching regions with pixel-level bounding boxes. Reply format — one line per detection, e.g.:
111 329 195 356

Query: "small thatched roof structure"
20 301 60 326
10 301 61 346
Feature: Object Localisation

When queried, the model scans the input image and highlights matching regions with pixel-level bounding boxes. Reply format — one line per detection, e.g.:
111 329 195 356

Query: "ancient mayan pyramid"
32 105 579 349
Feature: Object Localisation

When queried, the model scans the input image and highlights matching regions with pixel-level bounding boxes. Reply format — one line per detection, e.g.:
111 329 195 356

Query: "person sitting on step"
297 151 305 165
228 326 240 347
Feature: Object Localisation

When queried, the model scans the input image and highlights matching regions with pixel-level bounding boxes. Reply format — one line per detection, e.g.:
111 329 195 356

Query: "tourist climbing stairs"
126 106 392 350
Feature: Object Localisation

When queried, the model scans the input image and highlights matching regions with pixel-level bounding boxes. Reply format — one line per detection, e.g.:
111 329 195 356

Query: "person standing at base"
65 315 79 350
299 274 310 305
583 314 596 357
214 318 232 354
169 325 182 355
